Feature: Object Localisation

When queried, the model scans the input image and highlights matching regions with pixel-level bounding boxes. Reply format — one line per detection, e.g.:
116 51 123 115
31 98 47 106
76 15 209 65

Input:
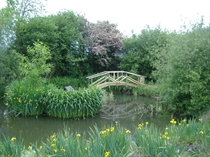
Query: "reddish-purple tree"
85 21 124 67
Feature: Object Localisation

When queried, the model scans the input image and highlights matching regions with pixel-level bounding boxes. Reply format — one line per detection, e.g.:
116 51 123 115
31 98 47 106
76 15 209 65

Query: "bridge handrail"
86 71 145 79
86 71 109 79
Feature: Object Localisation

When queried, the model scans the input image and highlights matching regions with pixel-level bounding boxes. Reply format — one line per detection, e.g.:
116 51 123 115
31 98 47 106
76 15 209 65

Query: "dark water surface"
0 94 170 146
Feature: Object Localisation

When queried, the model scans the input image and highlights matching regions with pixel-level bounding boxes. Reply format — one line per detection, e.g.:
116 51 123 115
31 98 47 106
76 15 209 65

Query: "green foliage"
47 76 88 90
43 86 104 119
154 23 210 117
0 49 21 98
120 26 169 81
14 11 87 76
132 85 159 97
19 41 52 79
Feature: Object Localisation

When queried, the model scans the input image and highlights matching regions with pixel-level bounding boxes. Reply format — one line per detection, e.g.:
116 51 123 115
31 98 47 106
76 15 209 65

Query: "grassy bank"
0 118 209 157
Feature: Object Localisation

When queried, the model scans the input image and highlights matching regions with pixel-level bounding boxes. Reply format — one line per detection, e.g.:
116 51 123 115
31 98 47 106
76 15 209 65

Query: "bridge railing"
87 71 145 88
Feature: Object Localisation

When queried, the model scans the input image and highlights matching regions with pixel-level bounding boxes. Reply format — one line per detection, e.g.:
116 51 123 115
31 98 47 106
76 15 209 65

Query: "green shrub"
42 86 104 119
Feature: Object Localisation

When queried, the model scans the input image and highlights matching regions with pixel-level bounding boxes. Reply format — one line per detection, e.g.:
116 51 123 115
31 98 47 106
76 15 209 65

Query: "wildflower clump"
104 151 110 157
170 118 176 124
89 125 131 156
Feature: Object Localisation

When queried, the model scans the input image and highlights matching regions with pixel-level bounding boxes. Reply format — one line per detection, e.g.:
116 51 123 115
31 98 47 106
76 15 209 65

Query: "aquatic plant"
4 78 46 116
43 86 104 119
5 78 104 119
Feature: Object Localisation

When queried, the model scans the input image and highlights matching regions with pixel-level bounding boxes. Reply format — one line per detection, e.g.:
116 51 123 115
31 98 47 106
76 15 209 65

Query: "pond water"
0 94 170 146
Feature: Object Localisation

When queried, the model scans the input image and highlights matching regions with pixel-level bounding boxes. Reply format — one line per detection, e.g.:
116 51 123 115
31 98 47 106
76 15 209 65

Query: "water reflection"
0 95 170 146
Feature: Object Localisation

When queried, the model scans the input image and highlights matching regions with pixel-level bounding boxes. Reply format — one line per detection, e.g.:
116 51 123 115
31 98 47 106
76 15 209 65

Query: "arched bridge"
87 71 145 88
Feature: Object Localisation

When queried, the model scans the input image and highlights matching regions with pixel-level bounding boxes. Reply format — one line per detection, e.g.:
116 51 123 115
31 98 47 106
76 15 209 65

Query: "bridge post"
126 72 127 87
109 73 110 88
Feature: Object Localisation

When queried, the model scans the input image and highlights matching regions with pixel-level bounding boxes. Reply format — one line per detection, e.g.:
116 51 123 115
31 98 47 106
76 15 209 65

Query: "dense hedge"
5 79 104 119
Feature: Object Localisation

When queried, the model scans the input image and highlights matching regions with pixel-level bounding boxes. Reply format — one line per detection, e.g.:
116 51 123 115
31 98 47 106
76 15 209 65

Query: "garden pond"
0 94 170 146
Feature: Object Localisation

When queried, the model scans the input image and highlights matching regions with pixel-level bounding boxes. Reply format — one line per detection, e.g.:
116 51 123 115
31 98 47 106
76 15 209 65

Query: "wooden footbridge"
87 71 145 88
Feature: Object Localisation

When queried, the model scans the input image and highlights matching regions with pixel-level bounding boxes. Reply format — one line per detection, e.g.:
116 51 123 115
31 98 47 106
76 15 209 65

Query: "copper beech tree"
85 21 124 67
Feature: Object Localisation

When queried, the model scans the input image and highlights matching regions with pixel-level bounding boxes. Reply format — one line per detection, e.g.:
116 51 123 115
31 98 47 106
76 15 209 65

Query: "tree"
154 22 210 117
0 6 16 50
120 26 169 81
0 7 21 98
84 21 124 72
6 0 46 21
14 11 87 76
